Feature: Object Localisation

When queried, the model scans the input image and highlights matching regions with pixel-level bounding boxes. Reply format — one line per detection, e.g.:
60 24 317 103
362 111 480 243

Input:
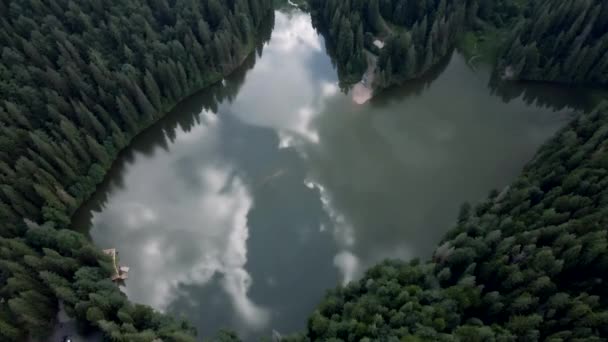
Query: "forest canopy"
497 0 608 85
310 0 608 89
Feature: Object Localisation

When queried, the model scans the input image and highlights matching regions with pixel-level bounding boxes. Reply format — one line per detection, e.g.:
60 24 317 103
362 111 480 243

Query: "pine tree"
85 135 110 166
367 0 383 33
144 70 163 110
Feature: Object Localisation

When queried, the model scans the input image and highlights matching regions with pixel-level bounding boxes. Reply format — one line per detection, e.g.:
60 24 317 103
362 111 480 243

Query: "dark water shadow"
488 73 608 113
370 51 607 113
369 51 454 107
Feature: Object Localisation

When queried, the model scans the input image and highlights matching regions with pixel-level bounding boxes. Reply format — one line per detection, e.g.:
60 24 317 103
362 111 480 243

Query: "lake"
71 7 599 341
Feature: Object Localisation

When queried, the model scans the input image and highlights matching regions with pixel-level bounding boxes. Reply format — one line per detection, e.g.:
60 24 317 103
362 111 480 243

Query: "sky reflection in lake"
73 7 594 340
87 111 269 331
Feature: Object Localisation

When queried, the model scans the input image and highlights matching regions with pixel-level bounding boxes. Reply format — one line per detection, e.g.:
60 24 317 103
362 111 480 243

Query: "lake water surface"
72 7 599 340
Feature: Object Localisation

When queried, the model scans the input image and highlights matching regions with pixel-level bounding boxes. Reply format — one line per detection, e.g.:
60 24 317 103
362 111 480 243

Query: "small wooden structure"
373 39 385 49
102 248 129 281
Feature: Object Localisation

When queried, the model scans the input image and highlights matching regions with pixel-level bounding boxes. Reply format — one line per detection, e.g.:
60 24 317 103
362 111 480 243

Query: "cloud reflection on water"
90 110 269 331
229 12 338 148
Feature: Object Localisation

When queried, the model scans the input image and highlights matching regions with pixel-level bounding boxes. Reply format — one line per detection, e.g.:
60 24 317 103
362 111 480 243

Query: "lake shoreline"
72 8 603 336
67 17 274 229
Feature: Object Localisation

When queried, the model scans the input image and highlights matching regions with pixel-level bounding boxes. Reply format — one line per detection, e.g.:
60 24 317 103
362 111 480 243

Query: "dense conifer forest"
310 0 608 89
309 0 469 87
0 0 273 340
1 0 608 341
497 0 608 85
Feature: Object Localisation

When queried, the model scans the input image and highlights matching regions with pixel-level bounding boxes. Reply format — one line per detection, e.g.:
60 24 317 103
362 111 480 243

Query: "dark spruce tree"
497 0 608 85
0 0 273 340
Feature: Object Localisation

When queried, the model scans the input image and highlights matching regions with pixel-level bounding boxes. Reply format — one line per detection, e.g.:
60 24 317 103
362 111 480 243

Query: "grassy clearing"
384 20 408 36
457 27 507 68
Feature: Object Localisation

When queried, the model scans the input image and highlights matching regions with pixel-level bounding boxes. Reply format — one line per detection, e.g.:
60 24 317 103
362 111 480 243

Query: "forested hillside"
374 0 467 87
309 0 469 87
308 0 368 83
289 101 608 341
497 0 608 85
0 0 273 340
310 0 608 89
